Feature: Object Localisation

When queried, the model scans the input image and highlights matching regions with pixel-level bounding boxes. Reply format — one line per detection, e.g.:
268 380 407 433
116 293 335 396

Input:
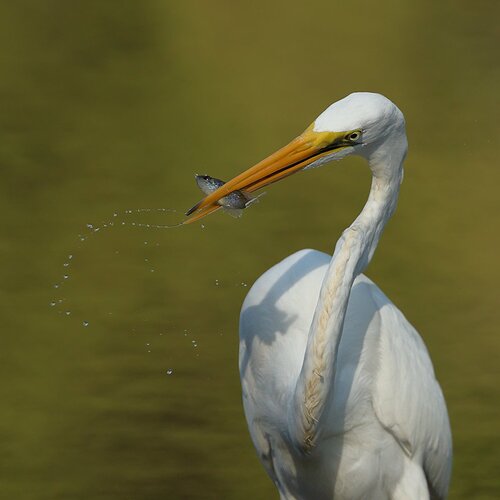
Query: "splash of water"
49 207 190 324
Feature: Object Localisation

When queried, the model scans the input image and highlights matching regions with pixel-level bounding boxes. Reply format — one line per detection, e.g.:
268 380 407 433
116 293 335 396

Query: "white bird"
186 93 452 500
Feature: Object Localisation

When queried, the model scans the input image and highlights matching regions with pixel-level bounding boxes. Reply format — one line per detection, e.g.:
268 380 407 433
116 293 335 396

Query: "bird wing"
366 284 452 499
239 249 452 498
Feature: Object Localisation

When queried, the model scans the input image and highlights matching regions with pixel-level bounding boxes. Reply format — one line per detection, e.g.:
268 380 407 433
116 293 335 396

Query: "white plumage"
240 249 451 499
186 92 452 499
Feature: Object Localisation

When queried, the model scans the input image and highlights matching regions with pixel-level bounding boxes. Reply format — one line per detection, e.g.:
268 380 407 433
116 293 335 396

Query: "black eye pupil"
350 133 358 140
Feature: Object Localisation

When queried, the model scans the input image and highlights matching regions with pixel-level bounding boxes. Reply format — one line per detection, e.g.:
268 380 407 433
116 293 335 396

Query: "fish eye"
346 131 361 143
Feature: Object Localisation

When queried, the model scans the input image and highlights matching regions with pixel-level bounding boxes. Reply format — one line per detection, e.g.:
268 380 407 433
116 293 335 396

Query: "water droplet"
113 212 118 217
83 321 89 327
144 241 148 245
150 269 155 273
215 279 219 286
86 223 94 229
63 262 69 267
68 254 73 260
201 224 205 229
63 275 69 280
65 311 71 316
241 282 248 287
144 258 149 262
166 369 173 375
146 343 150 346
121 222 126 226
50 301 56 307
53 284 60 289
94 227 100 232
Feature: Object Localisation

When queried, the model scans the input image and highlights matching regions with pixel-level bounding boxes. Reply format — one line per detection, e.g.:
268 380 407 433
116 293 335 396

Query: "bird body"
186 92 452 499
240 249 451 499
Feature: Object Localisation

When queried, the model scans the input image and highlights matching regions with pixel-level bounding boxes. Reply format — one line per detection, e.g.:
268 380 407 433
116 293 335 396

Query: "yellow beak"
184 126 349 224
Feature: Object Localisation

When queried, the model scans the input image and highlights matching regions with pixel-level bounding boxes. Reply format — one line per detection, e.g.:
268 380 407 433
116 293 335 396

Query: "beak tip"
185 202 200 216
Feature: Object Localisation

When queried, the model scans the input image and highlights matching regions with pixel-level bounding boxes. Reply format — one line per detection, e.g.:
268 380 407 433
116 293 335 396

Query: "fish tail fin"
244 191 266 208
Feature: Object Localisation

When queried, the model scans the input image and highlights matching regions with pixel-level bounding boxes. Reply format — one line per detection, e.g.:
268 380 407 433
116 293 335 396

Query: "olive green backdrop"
0 1 498 499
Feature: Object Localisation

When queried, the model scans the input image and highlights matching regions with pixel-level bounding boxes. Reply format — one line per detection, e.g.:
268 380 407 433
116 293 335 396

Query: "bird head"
185 92 407 223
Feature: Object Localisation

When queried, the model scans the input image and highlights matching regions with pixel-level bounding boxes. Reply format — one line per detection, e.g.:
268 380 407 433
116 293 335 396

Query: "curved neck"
351 169 403 272
289 165 403 454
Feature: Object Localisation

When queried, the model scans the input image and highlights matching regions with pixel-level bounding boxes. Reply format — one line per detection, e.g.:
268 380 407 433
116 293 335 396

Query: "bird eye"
346 131 361 143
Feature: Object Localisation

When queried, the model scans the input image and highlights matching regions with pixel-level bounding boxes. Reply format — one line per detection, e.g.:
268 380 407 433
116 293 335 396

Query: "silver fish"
195 175 249 208
195 174 261 217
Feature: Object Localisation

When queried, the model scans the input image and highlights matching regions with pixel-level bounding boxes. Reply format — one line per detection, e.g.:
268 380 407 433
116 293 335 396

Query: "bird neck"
350 168 403 272
289 163 403 454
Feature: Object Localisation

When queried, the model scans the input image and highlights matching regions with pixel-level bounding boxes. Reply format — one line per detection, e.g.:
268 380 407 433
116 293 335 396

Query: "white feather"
238 93 452 499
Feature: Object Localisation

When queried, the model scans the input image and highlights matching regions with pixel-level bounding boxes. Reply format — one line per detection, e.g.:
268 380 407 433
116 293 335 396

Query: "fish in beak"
194 174 262 218
184 124 361 224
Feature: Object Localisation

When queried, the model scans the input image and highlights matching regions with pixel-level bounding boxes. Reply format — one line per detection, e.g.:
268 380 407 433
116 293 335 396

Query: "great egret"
186 93 452 499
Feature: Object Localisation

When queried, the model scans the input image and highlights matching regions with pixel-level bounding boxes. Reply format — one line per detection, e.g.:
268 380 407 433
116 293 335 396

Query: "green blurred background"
0 1 498 498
